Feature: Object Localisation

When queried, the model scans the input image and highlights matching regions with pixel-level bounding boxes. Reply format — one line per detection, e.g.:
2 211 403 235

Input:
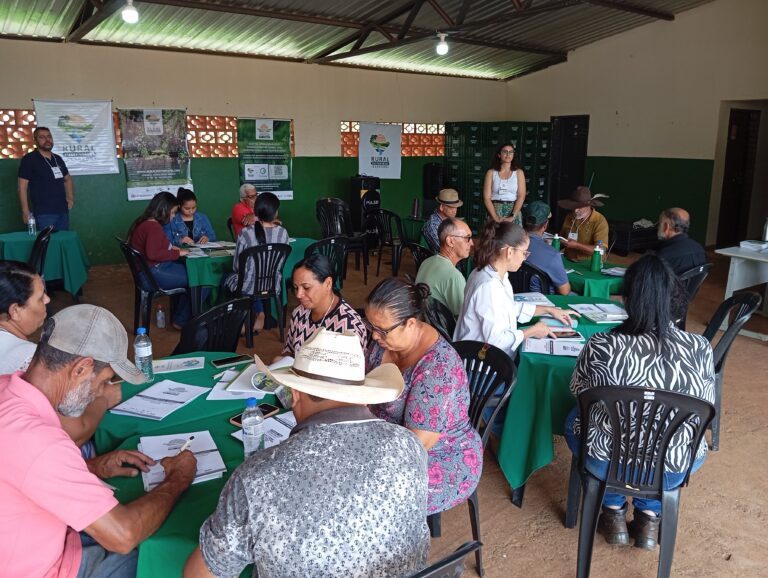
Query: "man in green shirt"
415 218 473 316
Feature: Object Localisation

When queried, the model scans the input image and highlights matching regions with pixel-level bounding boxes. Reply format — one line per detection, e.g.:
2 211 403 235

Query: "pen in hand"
177 435 195 455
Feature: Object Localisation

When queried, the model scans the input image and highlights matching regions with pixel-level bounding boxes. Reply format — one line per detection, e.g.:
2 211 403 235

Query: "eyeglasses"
449 234 473 242
364 317 408 338
512 247 531 258
245 194 257 200
500 149 515 155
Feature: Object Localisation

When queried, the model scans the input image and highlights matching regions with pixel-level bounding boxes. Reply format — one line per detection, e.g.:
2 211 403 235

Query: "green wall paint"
584 156 714 243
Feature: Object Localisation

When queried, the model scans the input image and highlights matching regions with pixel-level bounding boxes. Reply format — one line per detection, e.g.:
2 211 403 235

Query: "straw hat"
252 328 404 404
557 186 609 210
436 188 464 207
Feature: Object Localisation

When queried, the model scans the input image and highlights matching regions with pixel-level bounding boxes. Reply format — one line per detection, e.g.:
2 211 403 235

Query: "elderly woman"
163 187 216 246
280 253 367 358
565 255 715 550
365 277 482 514
231 183 258 237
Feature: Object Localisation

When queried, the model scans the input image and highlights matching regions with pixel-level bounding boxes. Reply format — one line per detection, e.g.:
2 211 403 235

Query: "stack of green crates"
444 120 551 234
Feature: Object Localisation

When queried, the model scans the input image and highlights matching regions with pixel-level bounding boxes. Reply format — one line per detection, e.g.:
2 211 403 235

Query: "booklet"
569 303 628 324
153 356 205 374
138 430 226 491
523 339 584 357
514 292 555 306
602 266 626 277
231 411 297 449
207 369 262 401
110 380 208 420
226 356 294 395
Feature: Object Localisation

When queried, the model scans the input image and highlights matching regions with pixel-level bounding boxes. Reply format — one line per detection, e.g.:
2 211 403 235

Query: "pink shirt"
0 373 119 578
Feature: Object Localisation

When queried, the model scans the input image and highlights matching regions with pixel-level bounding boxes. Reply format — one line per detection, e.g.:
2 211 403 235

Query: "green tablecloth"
565 257 625 299
0 230 90 295
497 295 623 490
95 352 275 578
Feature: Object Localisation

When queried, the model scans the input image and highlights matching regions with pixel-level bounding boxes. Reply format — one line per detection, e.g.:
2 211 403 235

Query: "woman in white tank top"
483 143 526 225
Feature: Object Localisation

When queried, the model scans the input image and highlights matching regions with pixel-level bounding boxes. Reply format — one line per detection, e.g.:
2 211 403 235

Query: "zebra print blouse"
569 326 715 473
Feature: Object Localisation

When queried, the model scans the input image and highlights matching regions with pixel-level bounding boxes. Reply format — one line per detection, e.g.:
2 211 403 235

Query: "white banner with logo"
33 99 118 175
358 123 401 179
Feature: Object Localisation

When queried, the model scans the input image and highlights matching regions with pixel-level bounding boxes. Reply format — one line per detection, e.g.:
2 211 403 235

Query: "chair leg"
276 296 285 343
510 484 526 508
134 288 143 334
361 248 368 285
244 299 254 349
467 491 484 577
392 244 403 277
376 244 383 276
576 474 605 578
140 293 153 335
710 373 723 451
565 455 581 528
658 489 681 578
426 513 441 538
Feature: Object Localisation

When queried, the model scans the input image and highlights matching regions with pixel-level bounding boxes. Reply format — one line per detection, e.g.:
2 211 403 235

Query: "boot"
597 505 630 546
629 510 661 550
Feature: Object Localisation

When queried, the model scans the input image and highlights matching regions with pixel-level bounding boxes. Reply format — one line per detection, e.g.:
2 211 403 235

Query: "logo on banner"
57 114 94 145
143 110 164 136
370 134 390 155
257 121 274 140
245 164 270 180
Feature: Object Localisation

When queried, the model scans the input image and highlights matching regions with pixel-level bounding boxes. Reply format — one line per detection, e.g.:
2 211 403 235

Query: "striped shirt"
282 298 368 357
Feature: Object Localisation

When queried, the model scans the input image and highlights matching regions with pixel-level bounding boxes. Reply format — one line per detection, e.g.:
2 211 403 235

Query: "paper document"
601 267 626 277
226 357 294 395
192 241 223 249
153 356 205 374
138 430 226 491
110 380 208 420
523 339 584 357
231 411 297 448
569 303 628 324
207 369 259 401
514 292 555 306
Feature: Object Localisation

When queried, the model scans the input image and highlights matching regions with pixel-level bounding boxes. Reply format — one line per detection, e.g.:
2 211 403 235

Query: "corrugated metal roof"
0 0 718 80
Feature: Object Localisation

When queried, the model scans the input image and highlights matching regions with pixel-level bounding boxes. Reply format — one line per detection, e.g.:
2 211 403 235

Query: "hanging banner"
358 123 401 179
33 99 119 176
237 118 293 200
118 109 192 201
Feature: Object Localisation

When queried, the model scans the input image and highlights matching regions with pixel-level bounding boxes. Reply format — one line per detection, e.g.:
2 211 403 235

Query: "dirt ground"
50 248 768 578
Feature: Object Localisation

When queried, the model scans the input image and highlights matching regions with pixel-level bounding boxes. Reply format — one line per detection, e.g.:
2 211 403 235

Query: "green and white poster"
237 118 293 200
118 108 192 201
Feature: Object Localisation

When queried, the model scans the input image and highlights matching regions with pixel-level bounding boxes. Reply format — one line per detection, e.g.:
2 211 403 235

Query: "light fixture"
122 0 139 24
436 33 449 56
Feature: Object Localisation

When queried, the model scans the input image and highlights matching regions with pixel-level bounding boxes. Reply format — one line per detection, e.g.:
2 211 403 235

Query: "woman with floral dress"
365 277 482 514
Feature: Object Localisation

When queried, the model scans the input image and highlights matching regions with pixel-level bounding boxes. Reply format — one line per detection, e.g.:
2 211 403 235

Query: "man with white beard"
0 304 197 578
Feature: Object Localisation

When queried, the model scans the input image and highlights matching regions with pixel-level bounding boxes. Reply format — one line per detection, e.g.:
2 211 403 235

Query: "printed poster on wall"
118 109 192 201
358 123 401 179
237 118 293 200
33 99 119 176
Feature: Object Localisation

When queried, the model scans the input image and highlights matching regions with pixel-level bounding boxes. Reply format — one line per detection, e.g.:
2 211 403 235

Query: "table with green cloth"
497 295 622 491
564 257 625 299
95 352 277 578
0 230 90 296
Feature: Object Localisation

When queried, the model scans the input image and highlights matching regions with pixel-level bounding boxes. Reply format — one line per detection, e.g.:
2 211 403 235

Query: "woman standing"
483 143 526 224
163 188 216 246
365 278 482 514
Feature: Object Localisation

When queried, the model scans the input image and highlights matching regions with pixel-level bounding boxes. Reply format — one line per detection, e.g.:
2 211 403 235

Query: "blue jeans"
141 261 209 326
35 212 69 231
564 406 705 516
77 533 137 578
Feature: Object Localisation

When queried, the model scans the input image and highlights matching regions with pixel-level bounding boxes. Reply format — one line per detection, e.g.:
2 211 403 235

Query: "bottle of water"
597 240 605 268
27 215 37 236
134 327 154 383
156 305 166 329
242 397 265 458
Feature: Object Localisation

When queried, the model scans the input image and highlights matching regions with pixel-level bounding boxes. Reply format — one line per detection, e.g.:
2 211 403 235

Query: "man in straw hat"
0 305 197 578
422 188 464 253
558 186 610 261
185 328 430 578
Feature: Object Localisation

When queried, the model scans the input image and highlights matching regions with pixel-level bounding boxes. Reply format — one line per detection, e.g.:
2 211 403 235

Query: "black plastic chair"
508 261 556 294
316 198 369 285
406 241 435 274
369 209 405 277
116 237 187 335
235 243 291 346
424 297 456 342
172 297 251 355
675 262 712 330
27 225 55 277
700 292 762 450
304 236 347 289
426 341 517 577
564 387 715 578
226 217 235 241
407 541 483 578
315 198 345 237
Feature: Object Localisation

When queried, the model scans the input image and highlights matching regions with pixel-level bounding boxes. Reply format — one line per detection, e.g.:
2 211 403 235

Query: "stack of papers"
225 356 294 396
569 303 628 324
602 267 626 277
207 368 263 401
523 339 584 357
138 430 226 491
231 411 297 448
110 380 208 420
192 241 223 249
514 292 555 306
153 356 205 374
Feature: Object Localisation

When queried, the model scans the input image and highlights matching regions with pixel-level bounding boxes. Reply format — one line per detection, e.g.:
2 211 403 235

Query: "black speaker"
350 175 381 232
549 115 589 231
423 162 445 199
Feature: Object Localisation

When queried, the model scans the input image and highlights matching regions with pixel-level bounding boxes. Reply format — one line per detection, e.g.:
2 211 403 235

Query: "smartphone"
211 354 252 369
229 403 281 427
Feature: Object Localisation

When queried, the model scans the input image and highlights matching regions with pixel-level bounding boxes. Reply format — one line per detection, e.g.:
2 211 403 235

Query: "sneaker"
597 505 630 546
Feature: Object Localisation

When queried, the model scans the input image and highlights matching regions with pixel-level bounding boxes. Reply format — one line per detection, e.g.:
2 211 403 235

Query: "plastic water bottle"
242 398 265 458
156 305 166 329
590 243 603 272
134 327 154 383
27 215 37 236
551 234 561 251
597 240 605 268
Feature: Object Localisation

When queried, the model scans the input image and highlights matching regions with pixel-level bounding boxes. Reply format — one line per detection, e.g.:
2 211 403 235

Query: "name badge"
568 232 578 241
51 166 64 179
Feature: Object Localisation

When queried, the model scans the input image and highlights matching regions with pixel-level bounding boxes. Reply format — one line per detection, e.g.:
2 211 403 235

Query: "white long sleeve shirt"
453 265 535 356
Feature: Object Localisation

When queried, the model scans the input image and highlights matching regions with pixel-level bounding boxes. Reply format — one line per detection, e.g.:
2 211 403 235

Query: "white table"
714 246 768 341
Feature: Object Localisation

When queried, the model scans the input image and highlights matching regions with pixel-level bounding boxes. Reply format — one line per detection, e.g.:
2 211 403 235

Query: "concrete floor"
48 248 768 577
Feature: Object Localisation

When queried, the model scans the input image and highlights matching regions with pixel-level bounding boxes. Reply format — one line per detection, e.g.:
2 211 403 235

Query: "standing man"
558 186 610 261
18 127 74 231
422 188 463 253
415 217 472 316
654 208 706 275
522 201 571 295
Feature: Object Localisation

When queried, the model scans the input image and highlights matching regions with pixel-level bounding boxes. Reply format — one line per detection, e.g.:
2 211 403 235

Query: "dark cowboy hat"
557 186 609 210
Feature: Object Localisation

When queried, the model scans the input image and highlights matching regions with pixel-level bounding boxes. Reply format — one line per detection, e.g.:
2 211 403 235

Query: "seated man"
654 207 706 275
184 329 430 578
0 304 196 578
522 201 571 295
415 217 472 316
558 186 610 261
231 183 258 237
422 188 463 253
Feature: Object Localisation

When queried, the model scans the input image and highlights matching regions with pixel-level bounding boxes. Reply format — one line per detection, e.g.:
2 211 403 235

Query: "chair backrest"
172 298 251 355
577 386 715 496
315 198 346 237
27 225 54 276
407 541 482 578
701 292 762 372
452 341 517 447
406 241 435 272
303 236 348 284
679 262 712 301
226 217 235 241
235 243 292 297
116 237 161 293
424 297 456 341
508 261 556 294
369 209 404 245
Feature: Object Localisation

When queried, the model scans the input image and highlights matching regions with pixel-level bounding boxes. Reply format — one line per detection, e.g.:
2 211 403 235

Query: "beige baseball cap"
48 304 145 384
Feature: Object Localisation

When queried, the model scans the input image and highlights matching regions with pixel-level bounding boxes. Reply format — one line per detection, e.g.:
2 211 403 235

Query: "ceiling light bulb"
436 33 449 56
122 0 139 24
